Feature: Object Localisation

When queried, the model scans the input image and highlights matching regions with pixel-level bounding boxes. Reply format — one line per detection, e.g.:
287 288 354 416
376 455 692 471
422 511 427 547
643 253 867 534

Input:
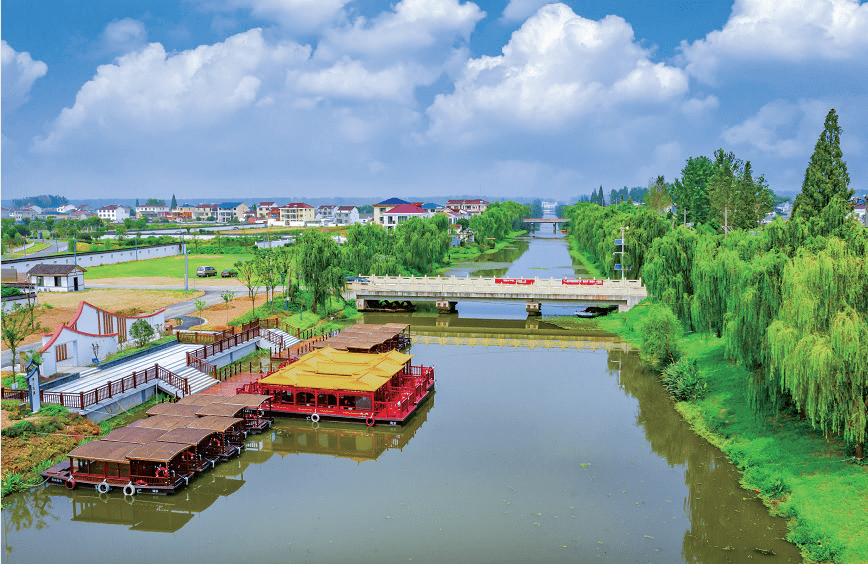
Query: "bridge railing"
349 275 646 298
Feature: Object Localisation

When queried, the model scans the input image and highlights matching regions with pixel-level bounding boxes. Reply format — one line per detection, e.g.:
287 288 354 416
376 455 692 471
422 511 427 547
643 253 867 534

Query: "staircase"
258 328 300 354
54 343 220 399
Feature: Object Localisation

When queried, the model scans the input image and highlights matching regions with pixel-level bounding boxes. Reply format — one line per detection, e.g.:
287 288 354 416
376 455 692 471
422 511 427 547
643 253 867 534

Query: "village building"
279 203 315 226
97 205 131 223
27 264 86 292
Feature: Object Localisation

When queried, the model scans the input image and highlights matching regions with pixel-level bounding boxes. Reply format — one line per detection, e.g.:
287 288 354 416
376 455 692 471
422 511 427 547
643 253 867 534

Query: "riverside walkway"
346 275 648 313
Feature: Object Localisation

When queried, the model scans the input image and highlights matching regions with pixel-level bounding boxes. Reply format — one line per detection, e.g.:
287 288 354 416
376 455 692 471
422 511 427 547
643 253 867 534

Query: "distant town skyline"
3 0 866 200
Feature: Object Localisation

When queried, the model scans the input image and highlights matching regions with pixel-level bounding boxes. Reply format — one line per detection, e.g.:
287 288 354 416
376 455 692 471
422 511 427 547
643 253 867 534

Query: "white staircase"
258 328 300 354
52 343 220 400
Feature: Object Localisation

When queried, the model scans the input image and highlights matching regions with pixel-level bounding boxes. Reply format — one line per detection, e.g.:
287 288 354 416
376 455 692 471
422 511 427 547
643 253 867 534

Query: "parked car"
221 268 237 278
196 266 217 277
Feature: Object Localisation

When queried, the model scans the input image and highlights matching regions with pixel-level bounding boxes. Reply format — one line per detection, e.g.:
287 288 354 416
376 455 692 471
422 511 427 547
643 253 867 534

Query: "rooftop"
27 264 86 276
260 347 413 392
384 204 430 215
376 198 409 206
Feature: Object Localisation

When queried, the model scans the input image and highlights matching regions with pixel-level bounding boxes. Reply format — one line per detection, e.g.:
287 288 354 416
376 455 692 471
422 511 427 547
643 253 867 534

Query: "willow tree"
643 226 700 327
298 229 344 314
765 239 868 460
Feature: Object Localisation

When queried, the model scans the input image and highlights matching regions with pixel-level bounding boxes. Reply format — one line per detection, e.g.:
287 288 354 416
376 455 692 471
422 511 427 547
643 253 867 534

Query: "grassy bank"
1 393 176 500
546 302 868 563
567 238 605 278
227 291 362 335
436 230 527 273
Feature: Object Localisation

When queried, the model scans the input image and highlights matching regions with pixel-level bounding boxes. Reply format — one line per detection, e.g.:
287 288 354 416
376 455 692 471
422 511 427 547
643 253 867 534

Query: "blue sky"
2 0 867 202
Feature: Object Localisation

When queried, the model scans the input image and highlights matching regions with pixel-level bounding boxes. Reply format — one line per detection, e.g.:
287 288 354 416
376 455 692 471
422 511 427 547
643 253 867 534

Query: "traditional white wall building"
217 202 249 222
38 301 166 374
27 264 86 292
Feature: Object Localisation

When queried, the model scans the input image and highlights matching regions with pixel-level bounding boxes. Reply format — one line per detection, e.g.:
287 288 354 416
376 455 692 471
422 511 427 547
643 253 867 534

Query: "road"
3 240 68 260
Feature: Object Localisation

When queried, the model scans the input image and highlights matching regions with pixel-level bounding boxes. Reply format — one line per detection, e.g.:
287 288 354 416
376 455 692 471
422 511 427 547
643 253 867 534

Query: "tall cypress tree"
792 109 853 221
171 194 177 210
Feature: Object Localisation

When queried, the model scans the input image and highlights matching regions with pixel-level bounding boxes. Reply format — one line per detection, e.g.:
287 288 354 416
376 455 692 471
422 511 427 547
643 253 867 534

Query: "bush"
638 303 682 370
37 404 70 417
659 358 706 401
130 318 155 348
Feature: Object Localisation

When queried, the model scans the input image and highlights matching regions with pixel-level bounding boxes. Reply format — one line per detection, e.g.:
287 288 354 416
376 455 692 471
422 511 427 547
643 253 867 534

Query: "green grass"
2 241 51 258
567 239 605 278
437 230 527 274
84 253 254 279
559 298 868 563
100 335 177 363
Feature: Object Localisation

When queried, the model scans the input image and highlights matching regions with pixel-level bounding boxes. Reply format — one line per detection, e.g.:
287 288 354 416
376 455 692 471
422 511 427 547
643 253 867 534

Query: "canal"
1 229 801 563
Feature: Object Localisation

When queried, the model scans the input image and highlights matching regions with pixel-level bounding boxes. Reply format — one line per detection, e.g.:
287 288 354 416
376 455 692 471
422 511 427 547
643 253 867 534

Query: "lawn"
2 241 51 259
84 254 254 279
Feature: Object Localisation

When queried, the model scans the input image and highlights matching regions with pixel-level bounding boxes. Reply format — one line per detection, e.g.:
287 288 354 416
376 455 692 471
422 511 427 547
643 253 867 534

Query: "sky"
2 0 867 202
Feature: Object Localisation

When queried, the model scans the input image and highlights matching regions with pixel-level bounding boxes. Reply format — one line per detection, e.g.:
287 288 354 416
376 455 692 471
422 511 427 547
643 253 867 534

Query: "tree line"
565 109 867 459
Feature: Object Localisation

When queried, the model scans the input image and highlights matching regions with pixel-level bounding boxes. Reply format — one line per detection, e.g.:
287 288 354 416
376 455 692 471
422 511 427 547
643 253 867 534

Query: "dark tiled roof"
27 264 85 276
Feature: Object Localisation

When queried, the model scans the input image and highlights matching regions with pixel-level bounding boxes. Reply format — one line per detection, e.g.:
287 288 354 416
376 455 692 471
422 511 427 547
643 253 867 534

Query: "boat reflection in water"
53 397 434 533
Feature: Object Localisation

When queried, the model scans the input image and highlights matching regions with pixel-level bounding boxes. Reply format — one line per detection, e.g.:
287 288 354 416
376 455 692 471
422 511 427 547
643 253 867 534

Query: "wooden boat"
239 347 435 426
185 416 245 461
41 439 196 495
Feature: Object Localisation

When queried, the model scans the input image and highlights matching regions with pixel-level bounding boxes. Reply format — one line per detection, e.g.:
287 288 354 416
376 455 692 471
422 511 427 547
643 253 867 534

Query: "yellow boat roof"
259 347 412 392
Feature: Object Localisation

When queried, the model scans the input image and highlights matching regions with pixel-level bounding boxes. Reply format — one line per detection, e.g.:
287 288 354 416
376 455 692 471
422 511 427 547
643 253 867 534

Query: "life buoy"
183 451 195 461
366 415 375 427
65 478 76 490
136 479 146 486
210 437 222 448
155 466 169 478
310 413 320 423
97 481 110 494
123 483 136 496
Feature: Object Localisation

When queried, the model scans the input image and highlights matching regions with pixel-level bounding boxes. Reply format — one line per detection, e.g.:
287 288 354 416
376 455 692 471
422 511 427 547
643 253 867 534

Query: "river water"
1 227 801 563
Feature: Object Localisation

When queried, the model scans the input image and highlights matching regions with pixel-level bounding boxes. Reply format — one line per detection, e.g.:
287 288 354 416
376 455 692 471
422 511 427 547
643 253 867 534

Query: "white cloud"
681 0 868 83
501 0 553 22
426 3 688 142
201 0 351 32
721 99 830 158
1 41 48 116
292 59 434 103
101 18 148 54
318 0 483 61
636 141 683 184
34 29 310 151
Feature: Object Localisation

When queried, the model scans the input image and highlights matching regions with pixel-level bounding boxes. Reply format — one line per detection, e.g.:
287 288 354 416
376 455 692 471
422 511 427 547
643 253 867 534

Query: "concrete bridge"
346 275 648 314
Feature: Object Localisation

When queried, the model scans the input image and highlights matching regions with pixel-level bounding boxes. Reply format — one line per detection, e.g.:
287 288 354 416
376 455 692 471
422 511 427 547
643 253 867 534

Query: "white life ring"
123 483 136 496
97 481 110 494
310 413 320 423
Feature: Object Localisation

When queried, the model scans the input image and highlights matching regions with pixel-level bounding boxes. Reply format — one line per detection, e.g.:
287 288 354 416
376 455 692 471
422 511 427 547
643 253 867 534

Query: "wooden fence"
1 363 188 409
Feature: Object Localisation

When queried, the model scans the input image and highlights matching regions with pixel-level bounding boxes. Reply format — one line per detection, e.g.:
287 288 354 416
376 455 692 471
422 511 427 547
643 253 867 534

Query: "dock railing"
2 363 189 409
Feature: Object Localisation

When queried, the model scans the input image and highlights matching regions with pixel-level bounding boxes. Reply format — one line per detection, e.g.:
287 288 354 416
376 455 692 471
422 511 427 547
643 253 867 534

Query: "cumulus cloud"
426 3 688 142
287 0 483 105
721 99 830 158
34 29 309 151
318 0 483 61
681 0 868 83
101 18 148 55
292 59 435 103
1 41 48 116
199 0 352 33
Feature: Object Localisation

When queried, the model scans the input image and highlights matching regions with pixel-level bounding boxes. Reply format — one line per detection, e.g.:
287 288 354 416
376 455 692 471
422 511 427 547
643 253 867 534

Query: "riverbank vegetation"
560 109 867 563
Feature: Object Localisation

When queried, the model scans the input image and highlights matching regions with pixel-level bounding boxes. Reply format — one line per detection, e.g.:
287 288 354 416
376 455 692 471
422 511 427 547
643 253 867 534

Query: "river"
1 226 801 563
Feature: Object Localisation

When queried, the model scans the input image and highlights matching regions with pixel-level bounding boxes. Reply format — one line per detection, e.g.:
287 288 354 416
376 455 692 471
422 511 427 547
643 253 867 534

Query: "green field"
2 241 51 259
84 254 254 279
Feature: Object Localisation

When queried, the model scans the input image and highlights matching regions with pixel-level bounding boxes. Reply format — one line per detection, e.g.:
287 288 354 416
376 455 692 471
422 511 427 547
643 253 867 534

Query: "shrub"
638 303 682 370
659 358 706 402
130 318 155 348
37 404 70 418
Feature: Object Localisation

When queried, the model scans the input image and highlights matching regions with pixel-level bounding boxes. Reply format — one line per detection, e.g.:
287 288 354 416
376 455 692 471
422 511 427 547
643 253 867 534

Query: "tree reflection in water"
611 348 799 562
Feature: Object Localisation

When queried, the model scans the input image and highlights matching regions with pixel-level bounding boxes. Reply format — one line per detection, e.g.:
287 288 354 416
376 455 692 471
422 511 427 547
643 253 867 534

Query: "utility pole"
614 225 629 282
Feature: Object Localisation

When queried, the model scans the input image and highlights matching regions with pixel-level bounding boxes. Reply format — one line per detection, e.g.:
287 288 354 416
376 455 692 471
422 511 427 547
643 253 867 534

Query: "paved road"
22 240 69 258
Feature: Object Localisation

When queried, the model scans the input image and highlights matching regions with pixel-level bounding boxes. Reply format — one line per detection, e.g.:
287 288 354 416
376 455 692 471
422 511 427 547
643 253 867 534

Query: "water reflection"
611 348 800 562
6 401 435 536
445 238 529 277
